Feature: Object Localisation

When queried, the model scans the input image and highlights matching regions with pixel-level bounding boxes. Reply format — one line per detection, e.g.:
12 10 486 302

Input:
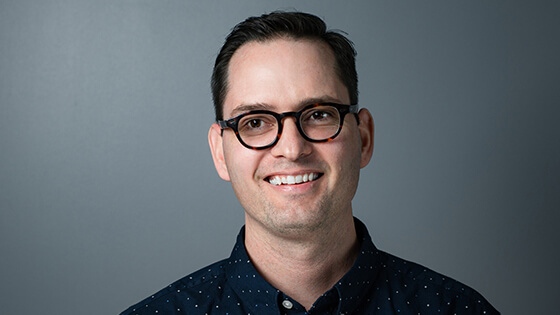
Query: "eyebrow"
229 103 274 117
228 96 344 118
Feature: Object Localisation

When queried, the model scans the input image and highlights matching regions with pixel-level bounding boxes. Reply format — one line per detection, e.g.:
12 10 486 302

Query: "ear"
208 123 231 181
357 108 374 168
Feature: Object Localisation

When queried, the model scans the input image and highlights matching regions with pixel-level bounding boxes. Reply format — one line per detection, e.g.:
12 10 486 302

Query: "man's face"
208 38 373 237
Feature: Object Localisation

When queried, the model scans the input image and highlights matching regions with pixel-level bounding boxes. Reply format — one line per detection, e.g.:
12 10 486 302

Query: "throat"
244 219 359 310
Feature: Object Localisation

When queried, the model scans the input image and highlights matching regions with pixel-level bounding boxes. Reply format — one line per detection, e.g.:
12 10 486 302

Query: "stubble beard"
252 190 344 240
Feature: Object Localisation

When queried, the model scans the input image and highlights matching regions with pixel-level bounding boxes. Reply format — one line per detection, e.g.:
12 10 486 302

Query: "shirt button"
282 300 294 309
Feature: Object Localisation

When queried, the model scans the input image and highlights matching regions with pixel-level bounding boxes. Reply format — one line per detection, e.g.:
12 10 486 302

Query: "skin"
208 38 374 310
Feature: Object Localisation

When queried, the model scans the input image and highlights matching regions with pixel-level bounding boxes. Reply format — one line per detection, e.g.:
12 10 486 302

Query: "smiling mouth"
266 173 322 186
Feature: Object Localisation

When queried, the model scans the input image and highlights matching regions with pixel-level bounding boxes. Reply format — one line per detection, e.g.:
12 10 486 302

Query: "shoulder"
378 249 466 291
374 249 499 314
119 259 230 315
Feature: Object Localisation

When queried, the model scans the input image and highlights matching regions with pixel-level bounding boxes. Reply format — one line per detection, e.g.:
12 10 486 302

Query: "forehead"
223 38 348 117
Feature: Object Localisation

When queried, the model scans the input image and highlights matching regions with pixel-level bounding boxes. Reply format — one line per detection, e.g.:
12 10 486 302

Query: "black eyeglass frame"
217 103 360 150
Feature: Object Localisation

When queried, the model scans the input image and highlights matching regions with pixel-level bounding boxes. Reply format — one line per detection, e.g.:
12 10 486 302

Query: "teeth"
268 173 319 186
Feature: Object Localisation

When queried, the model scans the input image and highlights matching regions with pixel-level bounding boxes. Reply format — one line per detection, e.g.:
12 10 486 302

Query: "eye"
238 114 276 134
310 110 331 120
247 119 264 129
303 106 339 125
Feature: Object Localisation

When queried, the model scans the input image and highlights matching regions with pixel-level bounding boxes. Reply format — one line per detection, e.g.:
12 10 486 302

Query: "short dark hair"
211 11 358 120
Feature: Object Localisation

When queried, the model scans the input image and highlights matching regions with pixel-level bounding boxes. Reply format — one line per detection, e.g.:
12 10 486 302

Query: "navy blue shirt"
121 219 499 314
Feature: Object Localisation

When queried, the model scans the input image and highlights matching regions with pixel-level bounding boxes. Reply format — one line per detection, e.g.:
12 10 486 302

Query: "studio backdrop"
1 1 558 314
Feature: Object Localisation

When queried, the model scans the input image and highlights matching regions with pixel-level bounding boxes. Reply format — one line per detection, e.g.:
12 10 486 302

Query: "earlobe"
357 108 374 168
208 123 231 181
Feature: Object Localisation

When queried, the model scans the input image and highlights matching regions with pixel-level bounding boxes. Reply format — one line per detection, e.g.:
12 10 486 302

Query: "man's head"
208 12 373 237
211 11 358 121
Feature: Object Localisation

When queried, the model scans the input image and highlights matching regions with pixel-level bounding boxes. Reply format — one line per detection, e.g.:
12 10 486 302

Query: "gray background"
1 1 558 314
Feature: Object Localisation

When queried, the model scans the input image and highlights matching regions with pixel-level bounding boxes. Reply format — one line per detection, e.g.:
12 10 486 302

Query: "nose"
270 116 312 160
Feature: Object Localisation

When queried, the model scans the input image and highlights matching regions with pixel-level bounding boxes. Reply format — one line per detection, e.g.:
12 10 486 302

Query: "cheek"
330 130 363 176
223 140 261 181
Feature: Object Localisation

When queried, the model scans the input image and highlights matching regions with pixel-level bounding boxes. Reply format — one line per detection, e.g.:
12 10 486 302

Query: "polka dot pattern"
120 218 499 314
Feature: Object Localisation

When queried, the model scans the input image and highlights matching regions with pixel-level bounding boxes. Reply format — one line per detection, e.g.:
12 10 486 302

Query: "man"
121 11 499 314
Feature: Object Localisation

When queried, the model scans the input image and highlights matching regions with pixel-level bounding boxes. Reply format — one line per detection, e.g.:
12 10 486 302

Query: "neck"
244 215 359 311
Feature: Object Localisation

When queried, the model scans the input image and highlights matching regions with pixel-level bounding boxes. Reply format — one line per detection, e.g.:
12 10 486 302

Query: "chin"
268 211 331 234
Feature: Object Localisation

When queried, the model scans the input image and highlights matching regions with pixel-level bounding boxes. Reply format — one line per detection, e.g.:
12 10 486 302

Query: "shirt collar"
334 218 380 314
225 218 379 314
224 228 282 314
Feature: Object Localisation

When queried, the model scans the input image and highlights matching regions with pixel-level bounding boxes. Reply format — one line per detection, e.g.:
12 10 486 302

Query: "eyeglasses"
217 103 359 150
